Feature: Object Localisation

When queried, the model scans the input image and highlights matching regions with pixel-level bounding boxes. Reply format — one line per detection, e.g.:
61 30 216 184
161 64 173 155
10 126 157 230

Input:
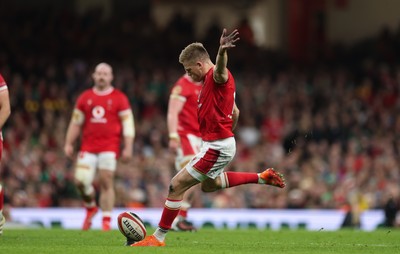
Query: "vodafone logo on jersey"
90 106 107 123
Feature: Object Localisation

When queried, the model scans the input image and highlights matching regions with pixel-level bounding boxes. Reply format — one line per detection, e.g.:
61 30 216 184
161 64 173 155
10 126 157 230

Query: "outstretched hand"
220 28 240 50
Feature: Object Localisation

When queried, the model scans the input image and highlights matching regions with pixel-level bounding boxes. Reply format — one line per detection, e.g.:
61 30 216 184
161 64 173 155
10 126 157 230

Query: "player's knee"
99 170 114 190
75 173 86 184
74 170 94 196
73 177 84 189
168 182 186 197
168 183 176 194
74 178 94 196
201 177 221 192
168 176 191 196
201 185 216 192
99 179 113 191
168 176 184 193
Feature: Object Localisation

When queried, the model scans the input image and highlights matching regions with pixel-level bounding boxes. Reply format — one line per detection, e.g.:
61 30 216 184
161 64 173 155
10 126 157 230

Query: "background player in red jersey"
131 29 285 247
0 74 11 235
64 63 135 231
167 74 202 232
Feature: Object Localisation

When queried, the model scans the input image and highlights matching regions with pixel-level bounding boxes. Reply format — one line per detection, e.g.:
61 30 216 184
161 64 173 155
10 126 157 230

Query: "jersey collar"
93 86 114 96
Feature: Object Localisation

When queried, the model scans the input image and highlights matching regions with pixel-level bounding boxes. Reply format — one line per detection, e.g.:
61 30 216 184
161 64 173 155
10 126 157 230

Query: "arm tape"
120 109 135 137
71 109 84 125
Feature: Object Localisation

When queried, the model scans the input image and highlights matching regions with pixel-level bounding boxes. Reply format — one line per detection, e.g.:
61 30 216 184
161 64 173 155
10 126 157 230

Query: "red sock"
178 209 188 218
86 206 98 212
158 199 182 230
102 216 111 231
223 172 259 188
103 216 111 222
0 184 3 212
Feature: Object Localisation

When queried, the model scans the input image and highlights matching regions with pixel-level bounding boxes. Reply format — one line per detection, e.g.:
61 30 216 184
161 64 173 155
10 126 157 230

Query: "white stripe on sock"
165 199 182 209
219 173 227 189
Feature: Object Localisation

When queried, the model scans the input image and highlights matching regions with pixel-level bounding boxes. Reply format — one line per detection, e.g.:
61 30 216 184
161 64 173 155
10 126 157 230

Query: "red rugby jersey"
197 68 235 141
75 87 131 154
171 74 202 136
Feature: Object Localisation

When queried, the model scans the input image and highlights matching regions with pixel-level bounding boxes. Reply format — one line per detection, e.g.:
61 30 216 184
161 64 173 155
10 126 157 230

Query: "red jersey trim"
193 148 220 174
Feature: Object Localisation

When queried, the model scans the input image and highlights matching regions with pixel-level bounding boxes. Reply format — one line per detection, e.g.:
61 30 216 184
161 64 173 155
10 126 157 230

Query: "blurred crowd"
1 6 400 225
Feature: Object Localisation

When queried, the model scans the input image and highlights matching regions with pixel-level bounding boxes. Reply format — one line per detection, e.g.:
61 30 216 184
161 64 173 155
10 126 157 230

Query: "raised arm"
213 28 240 84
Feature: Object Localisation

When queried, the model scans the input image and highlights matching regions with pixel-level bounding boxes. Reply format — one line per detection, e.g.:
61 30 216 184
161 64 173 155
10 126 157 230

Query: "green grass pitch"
1 228 400 254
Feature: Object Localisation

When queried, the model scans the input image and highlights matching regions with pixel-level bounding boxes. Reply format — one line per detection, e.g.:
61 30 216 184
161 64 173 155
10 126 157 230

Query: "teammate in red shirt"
167 74 202 231
132 29 285 247
64 63 135 231
0 74 11 236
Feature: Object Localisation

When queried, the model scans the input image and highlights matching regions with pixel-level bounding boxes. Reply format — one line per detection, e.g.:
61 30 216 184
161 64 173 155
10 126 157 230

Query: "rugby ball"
117 211 147 242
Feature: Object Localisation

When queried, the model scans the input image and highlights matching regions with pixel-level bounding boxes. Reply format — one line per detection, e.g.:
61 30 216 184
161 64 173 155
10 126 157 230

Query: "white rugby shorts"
186 137 236 181
75 151 117 183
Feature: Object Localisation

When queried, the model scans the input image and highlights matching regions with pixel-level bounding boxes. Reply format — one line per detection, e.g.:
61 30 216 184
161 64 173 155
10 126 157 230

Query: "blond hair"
179 42 210 64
